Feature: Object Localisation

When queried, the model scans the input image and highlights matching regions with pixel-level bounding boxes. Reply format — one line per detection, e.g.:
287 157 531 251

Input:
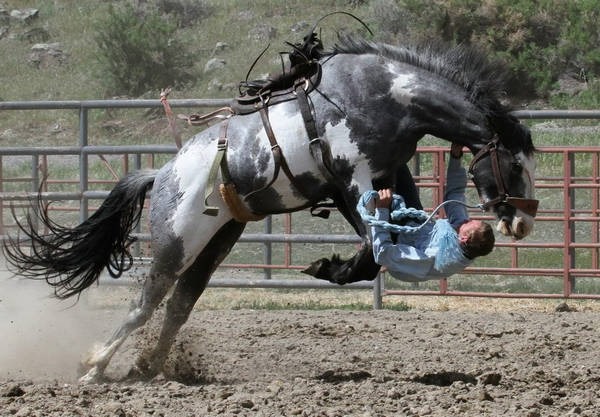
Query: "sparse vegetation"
2 0 600 102
94 3 198 96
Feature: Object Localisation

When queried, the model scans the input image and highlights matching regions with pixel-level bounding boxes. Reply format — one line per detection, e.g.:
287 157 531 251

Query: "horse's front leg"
303 168 381 284
303 240 380 284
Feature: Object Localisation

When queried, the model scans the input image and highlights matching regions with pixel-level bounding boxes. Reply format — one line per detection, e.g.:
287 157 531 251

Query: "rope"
160 88 182 149
357 190 485 234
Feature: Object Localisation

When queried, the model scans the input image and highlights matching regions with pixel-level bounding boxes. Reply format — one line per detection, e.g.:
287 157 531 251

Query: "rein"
417 199 484 229
468 136 539 218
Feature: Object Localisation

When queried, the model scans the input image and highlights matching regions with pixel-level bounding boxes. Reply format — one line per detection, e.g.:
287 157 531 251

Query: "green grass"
0 0 366 103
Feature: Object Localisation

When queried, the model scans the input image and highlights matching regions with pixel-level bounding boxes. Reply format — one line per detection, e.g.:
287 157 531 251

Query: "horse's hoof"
122 366 149 382
301 258 332 280
131 356 160 381
78 367 104 385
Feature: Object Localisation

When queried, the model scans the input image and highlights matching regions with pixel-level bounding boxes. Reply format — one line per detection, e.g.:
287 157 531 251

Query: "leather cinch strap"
204 121 231 216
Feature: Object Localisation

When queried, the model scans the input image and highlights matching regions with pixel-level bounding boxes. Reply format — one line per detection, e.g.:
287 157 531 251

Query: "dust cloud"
0 264 113 381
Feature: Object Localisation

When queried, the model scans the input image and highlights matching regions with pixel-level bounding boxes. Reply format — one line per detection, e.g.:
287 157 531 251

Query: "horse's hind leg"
78 263 177 383
134 219 246 379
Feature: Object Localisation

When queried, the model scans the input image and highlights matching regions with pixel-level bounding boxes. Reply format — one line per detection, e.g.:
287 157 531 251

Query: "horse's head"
467 120 537 240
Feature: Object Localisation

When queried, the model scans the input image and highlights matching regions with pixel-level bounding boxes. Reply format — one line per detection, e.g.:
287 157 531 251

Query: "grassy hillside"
0 0 369 102
2 0 600 103
0 0 375 147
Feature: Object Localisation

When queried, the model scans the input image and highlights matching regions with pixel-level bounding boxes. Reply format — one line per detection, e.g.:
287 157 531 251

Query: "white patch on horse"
322 119 376 192
324 119 362 161
388 66 416 106
268 106 313 168
511 150 537 236
264 105 323 203
171 138 231 271
515 150 536 198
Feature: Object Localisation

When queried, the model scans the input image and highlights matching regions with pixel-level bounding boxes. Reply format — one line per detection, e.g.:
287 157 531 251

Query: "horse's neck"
409 88 491 145
325 55 493 146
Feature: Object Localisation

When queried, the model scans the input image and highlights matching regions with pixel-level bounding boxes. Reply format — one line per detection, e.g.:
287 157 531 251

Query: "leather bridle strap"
469 137 539 218
203 120 231 216
469 138 506 210
295 80 319 140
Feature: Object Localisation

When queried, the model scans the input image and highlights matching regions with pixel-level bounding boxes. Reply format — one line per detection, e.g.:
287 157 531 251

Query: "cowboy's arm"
443 154 469 228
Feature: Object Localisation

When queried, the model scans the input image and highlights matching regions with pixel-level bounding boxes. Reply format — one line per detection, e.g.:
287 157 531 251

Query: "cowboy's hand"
450 143 464 159
375 189 393 209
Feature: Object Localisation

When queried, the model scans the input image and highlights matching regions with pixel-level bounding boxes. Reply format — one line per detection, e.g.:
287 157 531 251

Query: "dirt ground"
2 274 600 417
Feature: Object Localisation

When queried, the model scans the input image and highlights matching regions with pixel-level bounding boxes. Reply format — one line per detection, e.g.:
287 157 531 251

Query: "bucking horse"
4 33 538 383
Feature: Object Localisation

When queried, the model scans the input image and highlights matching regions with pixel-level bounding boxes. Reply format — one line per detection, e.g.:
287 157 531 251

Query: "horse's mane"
330 37 507 114
330 36 535 155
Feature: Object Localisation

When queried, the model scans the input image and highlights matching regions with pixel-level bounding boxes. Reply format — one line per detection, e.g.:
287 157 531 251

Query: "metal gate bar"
2 101 600 308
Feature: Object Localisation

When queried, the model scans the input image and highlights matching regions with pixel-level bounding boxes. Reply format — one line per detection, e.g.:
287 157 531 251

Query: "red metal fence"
382 145 600 300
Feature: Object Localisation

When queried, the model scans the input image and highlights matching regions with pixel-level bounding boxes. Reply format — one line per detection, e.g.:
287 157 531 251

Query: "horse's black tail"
3 170 156 299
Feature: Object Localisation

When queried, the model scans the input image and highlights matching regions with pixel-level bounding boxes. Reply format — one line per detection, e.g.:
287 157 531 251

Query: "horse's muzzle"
481 196 539 218
504 197 539 218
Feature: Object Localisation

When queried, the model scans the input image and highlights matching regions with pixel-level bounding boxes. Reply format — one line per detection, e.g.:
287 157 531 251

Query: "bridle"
468 136 539 217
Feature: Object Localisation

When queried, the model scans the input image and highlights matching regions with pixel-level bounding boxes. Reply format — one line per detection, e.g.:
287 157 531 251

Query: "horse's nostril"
496 219 511 236
513 221 527 240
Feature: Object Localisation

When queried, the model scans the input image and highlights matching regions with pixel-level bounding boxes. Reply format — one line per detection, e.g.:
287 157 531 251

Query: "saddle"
232 31 325 114
231 61 322 115
167 31 345 222
189 32 338 222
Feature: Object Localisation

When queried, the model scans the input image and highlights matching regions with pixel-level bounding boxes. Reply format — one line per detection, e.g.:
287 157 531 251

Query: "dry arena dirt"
2 278 600 417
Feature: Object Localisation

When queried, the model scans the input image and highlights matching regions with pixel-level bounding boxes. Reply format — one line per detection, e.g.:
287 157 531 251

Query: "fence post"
372 272 383 309
263 216 273 280
30 154 40 230
78 106 89 222
567 152 576 295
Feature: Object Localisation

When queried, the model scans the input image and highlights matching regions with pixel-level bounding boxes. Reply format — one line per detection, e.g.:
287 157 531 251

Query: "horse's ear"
488 112 535 154
497 120 534 154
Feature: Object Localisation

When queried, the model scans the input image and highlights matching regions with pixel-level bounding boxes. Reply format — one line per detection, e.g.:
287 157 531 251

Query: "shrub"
155 0 213 28
550 79 600 109
381 0 600 99
94 3 197 97
369 0 409 40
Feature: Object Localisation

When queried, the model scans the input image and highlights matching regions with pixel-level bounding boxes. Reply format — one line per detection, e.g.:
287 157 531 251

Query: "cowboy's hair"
461 222 495 259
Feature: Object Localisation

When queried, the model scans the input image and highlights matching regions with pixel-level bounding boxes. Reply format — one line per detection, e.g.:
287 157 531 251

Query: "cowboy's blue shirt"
371 157 472 281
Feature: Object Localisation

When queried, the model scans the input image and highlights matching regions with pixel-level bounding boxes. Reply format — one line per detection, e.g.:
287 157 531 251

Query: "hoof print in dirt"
413 371 477 387
316 369 372 383
2 385 25 397
478 372 502 386
555 302 576 312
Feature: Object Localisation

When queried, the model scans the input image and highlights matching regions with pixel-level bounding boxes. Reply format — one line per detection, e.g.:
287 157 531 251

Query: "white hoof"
78 367 102 384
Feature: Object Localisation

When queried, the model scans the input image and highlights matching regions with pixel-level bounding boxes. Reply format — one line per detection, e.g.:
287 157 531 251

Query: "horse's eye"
512 161 522 171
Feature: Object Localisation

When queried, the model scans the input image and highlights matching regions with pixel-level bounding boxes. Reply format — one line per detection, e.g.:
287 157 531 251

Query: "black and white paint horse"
4 36 537 383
